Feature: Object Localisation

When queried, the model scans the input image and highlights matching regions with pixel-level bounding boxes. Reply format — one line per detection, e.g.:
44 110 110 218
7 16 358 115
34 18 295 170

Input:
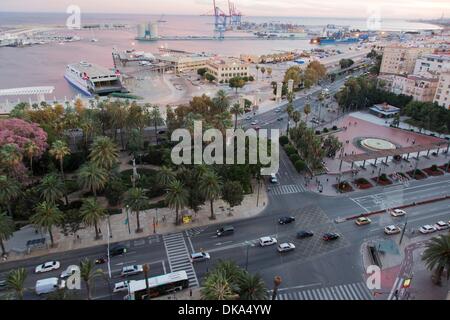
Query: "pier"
136 34 310 42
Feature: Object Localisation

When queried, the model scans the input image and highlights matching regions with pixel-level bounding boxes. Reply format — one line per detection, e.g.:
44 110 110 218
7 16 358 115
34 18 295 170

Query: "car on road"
390 209 406 217
322 233 340 241
270 174 278 184
419 225 437 234
259 236 278 247
277 243 296 253
216 225 234 237
60 265 79 279
35 261 60 273
278 216 295 225
121 265 144 277
355 217 372 226
251 121 258 125
274 108 281 113
296 230 314 239
110 245 127 256
277 117 283 121
384 225 401 235
190 252 211 263
245 115 252 120
113 280 130 293
35 278 66 295
434 221 449 231
0 279 6 291
310 119 320 125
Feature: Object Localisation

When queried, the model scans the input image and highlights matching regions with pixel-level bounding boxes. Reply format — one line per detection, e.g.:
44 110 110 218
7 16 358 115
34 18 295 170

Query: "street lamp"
106 222 112 279
244 241 251 271
271 276 282 300
399 213 408 245
143 264 151 300
125 205 131 235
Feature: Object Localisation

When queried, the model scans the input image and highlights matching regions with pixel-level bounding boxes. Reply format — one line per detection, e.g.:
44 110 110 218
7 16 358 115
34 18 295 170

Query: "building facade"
154 54 210 73
434 72 450 109
391 74 438 102
206 58 250 82
413 54 450 77
380 46 433 76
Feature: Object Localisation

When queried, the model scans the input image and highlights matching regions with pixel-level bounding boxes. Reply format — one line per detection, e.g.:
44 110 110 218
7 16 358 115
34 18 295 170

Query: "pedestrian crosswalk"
185 227 205 238
269 184 306 196
276 282 373 300
162 233 199 287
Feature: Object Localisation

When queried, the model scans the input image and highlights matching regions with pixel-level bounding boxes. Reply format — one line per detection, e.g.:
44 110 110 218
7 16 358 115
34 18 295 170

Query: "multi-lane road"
1 69 449 301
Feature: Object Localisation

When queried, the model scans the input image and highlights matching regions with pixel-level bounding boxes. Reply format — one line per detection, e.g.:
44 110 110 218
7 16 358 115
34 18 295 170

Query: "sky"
0 0 449 19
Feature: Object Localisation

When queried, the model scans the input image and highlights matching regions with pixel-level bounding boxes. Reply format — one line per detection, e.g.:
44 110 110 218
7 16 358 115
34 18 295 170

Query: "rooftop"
68 62 117 78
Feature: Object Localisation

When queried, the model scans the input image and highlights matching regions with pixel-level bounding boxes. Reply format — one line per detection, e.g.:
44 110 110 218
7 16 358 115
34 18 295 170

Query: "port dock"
136 35 310 41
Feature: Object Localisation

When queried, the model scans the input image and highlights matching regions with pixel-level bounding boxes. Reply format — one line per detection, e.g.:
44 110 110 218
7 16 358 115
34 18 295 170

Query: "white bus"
125 271 189 300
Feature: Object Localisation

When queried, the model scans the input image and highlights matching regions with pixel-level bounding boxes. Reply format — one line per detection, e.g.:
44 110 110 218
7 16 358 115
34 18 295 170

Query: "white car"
434 221 449 231
419 225 437 234
60 265 79 279
251 121 258 125
35 261 60 274
277 243 295 253
259 236 278 247
190 252 210 263
390 209 406 217
384 225 401 235
121 265 144 277
113 281 130 293
270 174 278 184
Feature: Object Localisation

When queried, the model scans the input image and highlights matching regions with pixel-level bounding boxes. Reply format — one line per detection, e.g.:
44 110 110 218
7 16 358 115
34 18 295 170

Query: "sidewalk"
2 181 268 263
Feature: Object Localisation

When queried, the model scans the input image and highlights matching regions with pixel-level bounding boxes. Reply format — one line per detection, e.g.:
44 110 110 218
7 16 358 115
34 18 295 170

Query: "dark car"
277 117 283 121
216 226 234 237
322 233 340 241
109 245 128 256
297 230 314 239
278 216 295 225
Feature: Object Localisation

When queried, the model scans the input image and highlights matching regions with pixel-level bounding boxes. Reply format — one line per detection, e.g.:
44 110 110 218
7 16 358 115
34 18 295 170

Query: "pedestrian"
189 288 193 297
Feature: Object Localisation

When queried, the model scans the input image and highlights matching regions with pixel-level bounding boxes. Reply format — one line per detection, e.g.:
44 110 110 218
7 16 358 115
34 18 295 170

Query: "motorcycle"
95 257 107 264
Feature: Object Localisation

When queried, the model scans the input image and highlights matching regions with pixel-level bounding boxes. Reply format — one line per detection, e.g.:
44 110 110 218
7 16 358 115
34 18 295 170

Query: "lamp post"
106 222 112 279
125 205 131 235
399 213 408 245
245 241 250 271
143 264 150 300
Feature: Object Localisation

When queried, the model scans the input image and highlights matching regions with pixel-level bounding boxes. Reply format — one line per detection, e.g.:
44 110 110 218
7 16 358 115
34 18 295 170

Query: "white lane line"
187 235 195 254
271 282 322 292
350 197 371 213
387 277 402 300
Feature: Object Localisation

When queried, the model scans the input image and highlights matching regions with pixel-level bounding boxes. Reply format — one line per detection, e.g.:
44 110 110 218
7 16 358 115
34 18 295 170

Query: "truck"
35 277 66 295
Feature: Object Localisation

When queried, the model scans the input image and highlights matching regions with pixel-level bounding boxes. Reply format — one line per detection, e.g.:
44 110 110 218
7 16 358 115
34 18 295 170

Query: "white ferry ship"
64 61 124 96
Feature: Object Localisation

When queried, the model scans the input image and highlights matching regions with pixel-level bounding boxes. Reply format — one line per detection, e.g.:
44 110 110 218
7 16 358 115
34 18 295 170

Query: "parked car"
110 245 127 256
384 225 401 235
323 233 340 241
60 265 79 279
190 252 211 263
216 225 234 237
419 225 437 234
113 281 130 293
296 230 314 239
35 261 60 274
355 217 372 226
278 216 295 225
35 278 66 295
275 108 281 113
390 209 406 217
251 121 258 125
434 221 449 231
121 265 144 277
270 174 278 184
277 243 296 253
259 236 278 247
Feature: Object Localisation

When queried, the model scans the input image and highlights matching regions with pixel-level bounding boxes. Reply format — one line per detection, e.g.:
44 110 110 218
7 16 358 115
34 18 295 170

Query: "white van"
270 174 278 184
35 278 66 295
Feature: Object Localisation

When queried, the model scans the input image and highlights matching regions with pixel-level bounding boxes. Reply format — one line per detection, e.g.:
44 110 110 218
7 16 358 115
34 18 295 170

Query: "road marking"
387 277 402 300
350 197 370 213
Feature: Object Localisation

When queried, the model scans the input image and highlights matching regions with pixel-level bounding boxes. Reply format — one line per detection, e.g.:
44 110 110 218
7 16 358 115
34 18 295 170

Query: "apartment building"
434 72 450 109
206 58 250 82
413 54 450 77
380 46 433 76
154 54 210 73
391 74 438 102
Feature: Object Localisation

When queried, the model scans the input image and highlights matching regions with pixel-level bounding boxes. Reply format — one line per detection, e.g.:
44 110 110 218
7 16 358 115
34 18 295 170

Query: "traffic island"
422 165 444 177
407 169 427 180
353 178 373 190
333 181 354 193
439 164 450 173
371 174 393 186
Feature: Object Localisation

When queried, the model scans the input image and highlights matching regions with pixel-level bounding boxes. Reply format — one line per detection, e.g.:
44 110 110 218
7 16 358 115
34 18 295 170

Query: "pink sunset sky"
0 0 449 19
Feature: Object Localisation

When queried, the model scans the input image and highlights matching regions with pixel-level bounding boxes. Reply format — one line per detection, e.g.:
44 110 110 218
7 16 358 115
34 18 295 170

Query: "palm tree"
89 136 119 171
237 272 267 300
149 106 164 145
0 212 14 256
165 180 189 225
0 175 21 217
49 140 71 182
230 103 244 131
292 110 301 128
6 268 27 300
0 144 22 172
23 141 39 176
77 162 108 198
304 103 312 123
80 198 106 240
255 65 260 81
156 166 175 187
266 67 272 78
124 188 148 233
201 270 237 300
199 171 222 220
286 93 294 135
260 67 266 79
79 258 104 300
30 201 63 247
37 173 65 205
422 235 450 285
213 90 230 112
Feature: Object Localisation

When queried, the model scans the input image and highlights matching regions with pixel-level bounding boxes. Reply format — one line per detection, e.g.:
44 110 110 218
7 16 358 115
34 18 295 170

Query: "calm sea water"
0 12 442 100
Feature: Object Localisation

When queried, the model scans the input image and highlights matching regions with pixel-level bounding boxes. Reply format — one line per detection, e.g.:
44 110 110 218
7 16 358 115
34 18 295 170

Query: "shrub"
315 130 321 135
332 125 338 130
105 178 127 207
283 144 296 155
323 128 329 133
279 136 289 146
431 164 438 171
289 154 300 163
294 160 306 172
